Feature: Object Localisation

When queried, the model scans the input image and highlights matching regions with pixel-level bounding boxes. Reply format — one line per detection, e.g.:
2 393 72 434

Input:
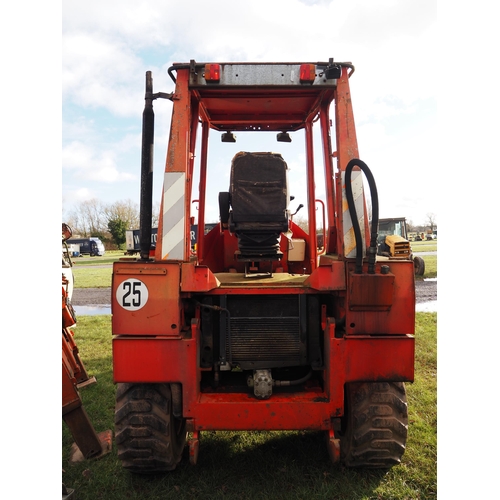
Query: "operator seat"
219 151 290 260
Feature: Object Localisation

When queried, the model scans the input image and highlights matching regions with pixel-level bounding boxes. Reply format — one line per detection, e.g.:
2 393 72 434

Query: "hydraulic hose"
274 370 312 387
344 159 379 274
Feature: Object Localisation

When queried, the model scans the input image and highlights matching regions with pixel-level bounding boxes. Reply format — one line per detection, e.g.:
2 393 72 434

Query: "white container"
288 238 305 261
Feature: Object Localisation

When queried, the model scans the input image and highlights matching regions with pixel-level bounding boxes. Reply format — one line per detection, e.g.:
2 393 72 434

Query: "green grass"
72 266 113 288
419 255 437 279
410 240 437 253
411 240 437 280
71 251 129 288
71 250 125 266
63 313 437 499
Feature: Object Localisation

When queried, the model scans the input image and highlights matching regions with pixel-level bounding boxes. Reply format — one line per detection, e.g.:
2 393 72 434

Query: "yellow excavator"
377 217 425 276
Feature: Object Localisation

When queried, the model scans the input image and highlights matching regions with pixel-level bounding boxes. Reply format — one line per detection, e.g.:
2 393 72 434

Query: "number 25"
122 281 141 307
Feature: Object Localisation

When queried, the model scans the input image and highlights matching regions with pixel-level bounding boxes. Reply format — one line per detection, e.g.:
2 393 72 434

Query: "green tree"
108 218 128 247
104 199 140 229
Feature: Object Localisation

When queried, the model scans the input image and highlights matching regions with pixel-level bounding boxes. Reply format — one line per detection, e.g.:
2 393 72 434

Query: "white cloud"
62 117 96 142
73 187 93 202
63 33 145 116
62 141 136 183
62 141 94 169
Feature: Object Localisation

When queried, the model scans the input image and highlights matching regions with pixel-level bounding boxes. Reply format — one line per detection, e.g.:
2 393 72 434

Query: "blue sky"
62 0 438 227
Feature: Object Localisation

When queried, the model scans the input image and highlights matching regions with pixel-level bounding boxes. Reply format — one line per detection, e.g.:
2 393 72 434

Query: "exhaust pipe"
139 71 155 260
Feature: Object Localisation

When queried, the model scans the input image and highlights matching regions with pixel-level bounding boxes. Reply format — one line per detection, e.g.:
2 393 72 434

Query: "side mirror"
277 132 292 143
221 131 236 143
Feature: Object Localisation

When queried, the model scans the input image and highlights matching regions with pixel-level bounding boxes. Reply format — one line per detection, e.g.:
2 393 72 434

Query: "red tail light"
300 64 316 83
204 64 221 82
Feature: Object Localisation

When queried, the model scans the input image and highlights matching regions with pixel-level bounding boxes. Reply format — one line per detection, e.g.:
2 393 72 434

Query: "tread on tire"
340 381 408 468
413 256 425 276
115 383 186 473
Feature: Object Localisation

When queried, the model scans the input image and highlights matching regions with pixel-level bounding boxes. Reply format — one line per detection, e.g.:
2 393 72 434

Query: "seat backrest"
229 152 289 224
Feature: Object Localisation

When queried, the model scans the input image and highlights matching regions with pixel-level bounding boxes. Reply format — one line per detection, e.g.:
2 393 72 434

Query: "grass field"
62 313 437 500
409 240 437 253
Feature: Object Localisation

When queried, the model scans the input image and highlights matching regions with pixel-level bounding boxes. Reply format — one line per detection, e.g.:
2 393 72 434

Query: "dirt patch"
415 279 437 303
72 288 112 306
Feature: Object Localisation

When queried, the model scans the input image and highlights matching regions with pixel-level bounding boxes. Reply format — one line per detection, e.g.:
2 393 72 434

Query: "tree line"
407 213 437 233
63 198 437 250
63 198 159 249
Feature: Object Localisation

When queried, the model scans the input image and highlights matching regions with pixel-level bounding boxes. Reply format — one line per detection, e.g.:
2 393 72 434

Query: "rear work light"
299 64 316 83
204 63 221 82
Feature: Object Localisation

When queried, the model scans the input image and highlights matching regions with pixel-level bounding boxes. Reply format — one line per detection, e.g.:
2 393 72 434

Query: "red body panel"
112 329 414 430
112 262 182 336
111 60 416 438
346 261 415 335
113 254 415 433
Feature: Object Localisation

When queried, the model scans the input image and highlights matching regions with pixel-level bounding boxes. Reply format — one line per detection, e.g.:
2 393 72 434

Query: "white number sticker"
116 279 149 311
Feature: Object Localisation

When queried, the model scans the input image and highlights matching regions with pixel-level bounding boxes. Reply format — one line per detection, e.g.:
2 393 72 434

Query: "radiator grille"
223 296 307 369
229 317 301 363
386 235 411 258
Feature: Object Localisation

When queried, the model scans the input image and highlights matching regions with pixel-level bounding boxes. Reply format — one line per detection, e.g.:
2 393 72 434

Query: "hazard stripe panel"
162 172 186 260
341 170 366 259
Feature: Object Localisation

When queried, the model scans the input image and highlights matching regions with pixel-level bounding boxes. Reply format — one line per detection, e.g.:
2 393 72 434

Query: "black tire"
115 383 186 473
413 256 425 276
340 382 408 468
